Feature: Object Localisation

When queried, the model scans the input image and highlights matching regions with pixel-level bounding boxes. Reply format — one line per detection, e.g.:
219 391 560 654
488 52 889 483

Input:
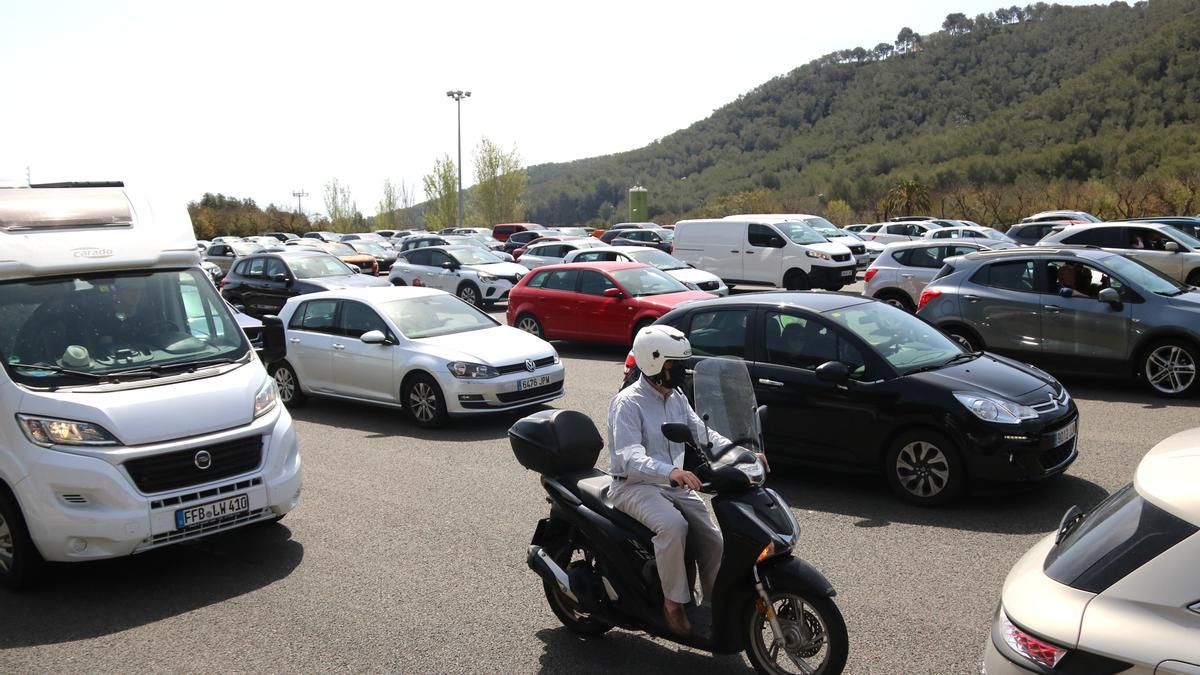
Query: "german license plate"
175 494 249 529
1051 420 1077 447
519 375 551 391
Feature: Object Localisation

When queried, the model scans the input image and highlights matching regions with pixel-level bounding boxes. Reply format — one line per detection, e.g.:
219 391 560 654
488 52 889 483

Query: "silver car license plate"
519 375 551 391
175 494 249 530
1051 420 1077 447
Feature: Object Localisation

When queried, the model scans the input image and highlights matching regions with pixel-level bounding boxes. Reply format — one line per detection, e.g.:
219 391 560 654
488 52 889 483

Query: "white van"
726 213 878 269
0 183 302 588
673 218 857 290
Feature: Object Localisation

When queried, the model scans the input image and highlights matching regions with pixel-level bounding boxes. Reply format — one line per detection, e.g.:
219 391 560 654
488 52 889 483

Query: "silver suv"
1039 221 1200 285
863 240 1008 310
918 246 1200 397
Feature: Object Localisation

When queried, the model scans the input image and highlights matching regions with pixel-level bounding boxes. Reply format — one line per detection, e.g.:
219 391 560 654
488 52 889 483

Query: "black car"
1005 221 1073 246
262 232 300 242
503 229 561 254
637 293 1079 505
220 249 391 318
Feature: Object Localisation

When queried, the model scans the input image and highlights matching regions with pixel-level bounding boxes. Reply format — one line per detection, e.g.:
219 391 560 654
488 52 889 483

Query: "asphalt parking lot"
3 282 1197 674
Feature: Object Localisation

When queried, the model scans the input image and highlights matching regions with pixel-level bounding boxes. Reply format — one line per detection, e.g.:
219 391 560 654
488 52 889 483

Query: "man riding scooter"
607 325 728 635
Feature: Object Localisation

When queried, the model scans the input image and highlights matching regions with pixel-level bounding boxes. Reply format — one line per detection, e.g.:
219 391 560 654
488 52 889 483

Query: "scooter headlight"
736 460 766 485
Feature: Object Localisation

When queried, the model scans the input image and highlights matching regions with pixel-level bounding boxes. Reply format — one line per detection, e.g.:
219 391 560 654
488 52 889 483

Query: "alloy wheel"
895 441 950 498
409 381 438 422
459 285 479 306
749 593 832 674
1146 345 1197 395
516 316 542 337
274 367 296 403
0 512 13 574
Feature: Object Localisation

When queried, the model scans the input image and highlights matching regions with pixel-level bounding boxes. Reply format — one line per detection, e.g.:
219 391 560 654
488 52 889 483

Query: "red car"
492 222 545 242
506 262 716 345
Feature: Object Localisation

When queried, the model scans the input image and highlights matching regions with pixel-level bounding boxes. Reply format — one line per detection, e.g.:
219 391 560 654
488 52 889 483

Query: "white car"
271 287 565 428
924 225 1017 244
982 426 1200 673
862 220 950 245
518 238 608 269
388 245 529 306
563 245 729 295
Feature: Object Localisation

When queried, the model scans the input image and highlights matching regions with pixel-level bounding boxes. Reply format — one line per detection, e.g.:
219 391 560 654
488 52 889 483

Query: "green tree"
422 155 458 231
470 138 527 227
883 179 932 217
376 179 401 230
822 199 855 226
323 178 356 231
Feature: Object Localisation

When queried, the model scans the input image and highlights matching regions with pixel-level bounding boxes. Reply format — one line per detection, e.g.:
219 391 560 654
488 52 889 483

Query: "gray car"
863 240 1011 310
918 246 1200 397
204 240 264 275
1039 221 1200 286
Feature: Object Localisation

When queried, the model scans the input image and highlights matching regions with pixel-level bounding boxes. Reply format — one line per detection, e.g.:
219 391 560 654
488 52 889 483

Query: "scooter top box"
509 409 602 476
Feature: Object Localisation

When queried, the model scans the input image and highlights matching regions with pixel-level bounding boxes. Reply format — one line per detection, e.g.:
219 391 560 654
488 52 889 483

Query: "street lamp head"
464 91 472 98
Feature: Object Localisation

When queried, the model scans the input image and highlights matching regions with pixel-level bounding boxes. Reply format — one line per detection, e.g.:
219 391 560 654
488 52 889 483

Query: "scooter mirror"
755 404 769 427
661 422 695 445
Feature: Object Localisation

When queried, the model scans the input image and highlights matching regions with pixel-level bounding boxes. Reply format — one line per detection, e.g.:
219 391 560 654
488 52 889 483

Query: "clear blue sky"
0 0 1101 217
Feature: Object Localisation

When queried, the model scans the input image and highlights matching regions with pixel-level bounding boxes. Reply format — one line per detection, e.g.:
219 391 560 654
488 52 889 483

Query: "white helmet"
632 325 692 377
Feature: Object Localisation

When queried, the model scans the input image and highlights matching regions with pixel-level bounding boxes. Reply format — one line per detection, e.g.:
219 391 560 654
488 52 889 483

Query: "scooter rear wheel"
542 543 612 637
745 587 848 675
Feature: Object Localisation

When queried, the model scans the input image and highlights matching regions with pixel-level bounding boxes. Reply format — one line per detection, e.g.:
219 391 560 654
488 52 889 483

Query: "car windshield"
825 302 963 373
776 221 826 245
1101 254 1188 295
626 248 687 270
230 242 264 256
449 248 502 265
610 267 689 296
380 294 499 339
289 255 354 279
325 243 357 256
802 217 840 238
983 228 1015 241
838 229 865 241
0 269 249 388
351 242 388 255
1163 225 1200 249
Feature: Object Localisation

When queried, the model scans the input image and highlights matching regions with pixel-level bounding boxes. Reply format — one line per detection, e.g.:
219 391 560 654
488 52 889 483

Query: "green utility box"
628 185 648 222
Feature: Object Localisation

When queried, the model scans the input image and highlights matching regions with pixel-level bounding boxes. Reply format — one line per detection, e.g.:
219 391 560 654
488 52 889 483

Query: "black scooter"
509 358 847 674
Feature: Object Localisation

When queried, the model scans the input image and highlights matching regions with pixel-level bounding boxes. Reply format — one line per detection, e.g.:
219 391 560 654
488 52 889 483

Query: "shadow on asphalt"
0 522 302 648
534 627 750 674
288 398 556 443
1056 374 1198 409
553 342 631 364
766 469 1110 535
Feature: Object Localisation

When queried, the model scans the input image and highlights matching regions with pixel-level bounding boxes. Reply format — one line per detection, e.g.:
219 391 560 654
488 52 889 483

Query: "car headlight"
477 273 497 283
551 350 560 364
684 281 700 290
953 392 1037 424
254 378 278 418
447 361 500 379
806 250 831 261
17 414 120 447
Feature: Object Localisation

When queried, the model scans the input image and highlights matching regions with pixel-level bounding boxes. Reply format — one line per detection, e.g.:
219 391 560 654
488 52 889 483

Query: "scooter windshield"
692 357 761 460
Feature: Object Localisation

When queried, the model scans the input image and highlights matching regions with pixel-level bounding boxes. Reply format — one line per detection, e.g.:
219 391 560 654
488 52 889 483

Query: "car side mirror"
1098 287 1121 306
234 304 247 312
815 361 850 384
271 273 289 283
442 261 458 270
661 422 696 445
603 287 624 298
1166 241 1181 253
260 315 286 364
360 330 389 345
1058 286 1074 298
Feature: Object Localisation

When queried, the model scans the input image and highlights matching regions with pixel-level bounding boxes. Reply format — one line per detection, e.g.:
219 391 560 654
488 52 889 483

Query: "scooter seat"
561 469 656 546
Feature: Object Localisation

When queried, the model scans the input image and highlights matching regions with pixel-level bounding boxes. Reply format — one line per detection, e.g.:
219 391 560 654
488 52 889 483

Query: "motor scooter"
509 358 848 674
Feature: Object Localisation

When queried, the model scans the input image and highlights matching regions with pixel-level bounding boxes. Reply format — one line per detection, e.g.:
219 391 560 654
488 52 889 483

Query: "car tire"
1140 338 1200 398
631 318 655 345
270 362 306 407
876 290 916 312
884 430 965 506
943 325 983 352
0 485 43 590
1187 269 1200 287
391 277 406 286
783 269 812 291
403 373 448 428
515 313 544 339
457 282 483 307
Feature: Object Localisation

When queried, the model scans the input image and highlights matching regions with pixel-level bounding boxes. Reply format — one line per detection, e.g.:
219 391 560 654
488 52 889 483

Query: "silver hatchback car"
863 240 1012 311
918 246 1200 397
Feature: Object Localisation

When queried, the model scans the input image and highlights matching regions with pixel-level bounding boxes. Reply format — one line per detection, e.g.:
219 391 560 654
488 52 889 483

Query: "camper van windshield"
0 268 249 388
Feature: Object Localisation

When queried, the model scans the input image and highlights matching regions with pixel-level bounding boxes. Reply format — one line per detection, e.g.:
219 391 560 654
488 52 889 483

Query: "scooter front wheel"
542 543 612 638
745 587 848 675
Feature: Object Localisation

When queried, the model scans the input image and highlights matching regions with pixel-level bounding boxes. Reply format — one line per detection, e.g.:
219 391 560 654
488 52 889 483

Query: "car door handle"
730 250 740 253
288 338 300 344
900 273 915 279
332 343 346 350
1043 305 1062 313
963 294 980 302
757 378 785 387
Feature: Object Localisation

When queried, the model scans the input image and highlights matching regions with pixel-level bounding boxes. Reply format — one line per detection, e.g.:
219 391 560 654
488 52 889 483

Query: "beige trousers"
611 482 724 604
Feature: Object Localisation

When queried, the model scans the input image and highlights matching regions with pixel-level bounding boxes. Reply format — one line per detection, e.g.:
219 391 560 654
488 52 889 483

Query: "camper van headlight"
253 378 278 418
806 250 831 261
17 414 120 447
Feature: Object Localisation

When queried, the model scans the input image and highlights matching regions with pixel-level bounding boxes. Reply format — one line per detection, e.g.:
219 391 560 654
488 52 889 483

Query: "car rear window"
1044 484 1197 594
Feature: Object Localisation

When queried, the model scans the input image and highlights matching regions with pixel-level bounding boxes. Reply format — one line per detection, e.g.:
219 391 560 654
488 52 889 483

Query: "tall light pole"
446 89 471 227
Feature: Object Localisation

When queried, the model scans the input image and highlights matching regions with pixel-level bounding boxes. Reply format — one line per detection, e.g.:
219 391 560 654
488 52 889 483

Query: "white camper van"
0 183 301 588
672 218 857 290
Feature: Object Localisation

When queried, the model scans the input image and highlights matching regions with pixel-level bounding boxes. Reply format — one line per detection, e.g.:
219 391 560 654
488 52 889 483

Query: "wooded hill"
521 0 1200 226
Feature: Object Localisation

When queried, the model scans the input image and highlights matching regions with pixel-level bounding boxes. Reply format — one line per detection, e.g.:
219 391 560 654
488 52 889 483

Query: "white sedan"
271 286 564 428
563 245 729 295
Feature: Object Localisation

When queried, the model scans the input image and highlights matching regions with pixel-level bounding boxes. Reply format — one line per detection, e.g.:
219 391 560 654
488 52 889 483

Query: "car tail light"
864 268 878 283
1001 615 1068 669
623 352 636 378
917 288 941 310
